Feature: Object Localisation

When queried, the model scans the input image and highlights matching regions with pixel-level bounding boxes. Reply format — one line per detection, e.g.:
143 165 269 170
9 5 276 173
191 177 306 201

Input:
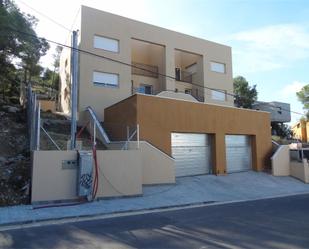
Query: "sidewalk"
1 171 309 226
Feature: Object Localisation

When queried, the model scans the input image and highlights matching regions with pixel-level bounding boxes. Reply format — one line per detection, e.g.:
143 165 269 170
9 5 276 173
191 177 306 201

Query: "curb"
1 191 309 231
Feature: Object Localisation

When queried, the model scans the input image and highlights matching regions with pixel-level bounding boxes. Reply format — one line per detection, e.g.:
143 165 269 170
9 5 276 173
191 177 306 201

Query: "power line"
69 7 81 32
1 26 304 117
16 0 72 32
65 7 81 45
3 1 303 117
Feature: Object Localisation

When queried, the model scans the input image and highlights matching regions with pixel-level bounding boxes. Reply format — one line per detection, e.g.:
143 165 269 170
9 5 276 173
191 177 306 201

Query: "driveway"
1 171 309 226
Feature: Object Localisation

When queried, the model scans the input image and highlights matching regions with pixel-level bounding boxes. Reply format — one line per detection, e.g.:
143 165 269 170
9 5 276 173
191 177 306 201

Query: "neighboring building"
252 101 291 137
252 101 291 123
292 120 309 142
59 6 272 178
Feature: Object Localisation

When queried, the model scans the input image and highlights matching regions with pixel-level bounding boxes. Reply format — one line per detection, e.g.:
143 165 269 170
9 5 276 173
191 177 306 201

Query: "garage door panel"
172 133 212 177
225 135 252 173
225 135 249 146
172 133 210 147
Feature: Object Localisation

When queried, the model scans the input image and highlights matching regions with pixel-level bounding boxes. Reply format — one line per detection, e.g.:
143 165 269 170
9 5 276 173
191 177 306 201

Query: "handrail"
272 140 280 147
41 125 61 150
271 145 286 160
122 128 137 150
85 106 111 146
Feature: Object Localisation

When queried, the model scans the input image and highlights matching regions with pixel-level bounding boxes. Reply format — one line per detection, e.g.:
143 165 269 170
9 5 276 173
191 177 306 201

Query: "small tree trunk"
2 83 5 101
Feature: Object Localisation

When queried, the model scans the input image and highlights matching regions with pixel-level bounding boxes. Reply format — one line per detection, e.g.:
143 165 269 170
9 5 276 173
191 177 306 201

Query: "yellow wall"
31 143 175 202
31 150 142 202
32 151 77 202
95 150 143 198
39 100 55 112
292 120 307 142
105 94 272 174
139 141 175 184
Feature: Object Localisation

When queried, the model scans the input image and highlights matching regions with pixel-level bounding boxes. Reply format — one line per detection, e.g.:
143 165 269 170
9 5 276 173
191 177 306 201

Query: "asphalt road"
1 194 309 249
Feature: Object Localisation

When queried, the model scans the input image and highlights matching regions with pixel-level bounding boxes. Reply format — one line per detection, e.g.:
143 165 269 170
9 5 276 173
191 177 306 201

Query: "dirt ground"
0 101 106 207
0 103 30 206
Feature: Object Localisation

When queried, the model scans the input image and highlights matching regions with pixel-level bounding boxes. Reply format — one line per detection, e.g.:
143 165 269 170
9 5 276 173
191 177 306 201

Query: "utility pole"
70 30 78 150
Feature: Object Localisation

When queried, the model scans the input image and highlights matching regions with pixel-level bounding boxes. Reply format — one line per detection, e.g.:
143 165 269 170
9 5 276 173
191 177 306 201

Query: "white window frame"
93 35 119 53
210 61 226 74
211 89 226 101
93 71 119 88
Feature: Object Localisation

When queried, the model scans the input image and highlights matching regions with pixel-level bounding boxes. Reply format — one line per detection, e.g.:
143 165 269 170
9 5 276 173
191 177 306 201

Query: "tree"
296 84 309 119
271 122 292 139
51 45 62 90
233 76 258 108
0 0 49 100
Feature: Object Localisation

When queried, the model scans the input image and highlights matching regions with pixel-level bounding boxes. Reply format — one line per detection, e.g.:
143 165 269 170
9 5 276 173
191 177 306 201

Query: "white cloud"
224 24 309 73
280 81 308 98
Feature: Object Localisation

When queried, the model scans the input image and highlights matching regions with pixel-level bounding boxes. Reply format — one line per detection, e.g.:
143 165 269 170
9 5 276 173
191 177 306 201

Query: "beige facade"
60 5 233 121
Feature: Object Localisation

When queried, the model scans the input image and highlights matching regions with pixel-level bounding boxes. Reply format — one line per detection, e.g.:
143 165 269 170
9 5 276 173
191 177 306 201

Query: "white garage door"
225 135 252 173
172 133 212 177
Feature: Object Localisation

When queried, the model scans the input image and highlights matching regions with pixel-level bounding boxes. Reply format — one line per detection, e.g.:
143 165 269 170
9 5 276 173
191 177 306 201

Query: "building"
252 101 291 136
292 120 309 142
58 6 271 179
252 101 291 123
59 6 234 121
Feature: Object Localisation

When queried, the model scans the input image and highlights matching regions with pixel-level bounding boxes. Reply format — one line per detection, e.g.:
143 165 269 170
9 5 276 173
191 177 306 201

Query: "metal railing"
131 86 205 103
27 86 61 151
132 62 159 78
122 125 140 150
290 148 309 162
85 106 111 147
27 86 40 151
175 69 196 84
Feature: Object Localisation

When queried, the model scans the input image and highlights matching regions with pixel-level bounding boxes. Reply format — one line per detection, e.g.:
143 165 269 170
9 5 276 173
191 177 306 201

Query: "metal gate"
172 133 212 177
225 135 252 173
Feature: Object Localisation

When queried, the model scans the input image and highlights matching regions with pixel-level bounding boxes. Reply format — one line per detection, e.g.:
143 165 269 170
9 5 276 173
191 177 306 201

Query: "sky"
15 0 309 124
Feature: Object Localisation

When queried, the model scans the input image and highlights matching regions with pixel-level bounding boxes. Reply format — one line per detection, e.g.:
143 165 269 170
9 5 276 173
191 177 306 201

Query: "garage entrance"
172 133 212 177
225 135 252 173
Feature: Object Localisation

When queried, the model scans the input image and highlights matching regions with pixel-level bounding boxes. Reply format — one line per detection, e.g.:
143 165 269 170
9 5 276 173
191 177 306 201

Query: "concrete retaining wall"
31 142 175 203
31 150 142 203
271 145 290 176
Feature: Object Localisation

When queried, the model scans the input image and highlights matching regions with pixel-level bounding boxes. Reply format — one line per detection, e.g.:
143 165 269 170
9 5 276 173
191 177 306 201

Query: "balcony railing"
131 85 205 103
175 68 195 84
132 62 159 78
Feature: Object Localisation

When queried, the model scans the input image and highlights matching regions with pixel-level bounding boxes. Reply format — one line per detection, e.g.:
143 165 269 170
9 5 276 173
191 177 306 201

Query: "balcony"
175 68 195 83
132 62 159 78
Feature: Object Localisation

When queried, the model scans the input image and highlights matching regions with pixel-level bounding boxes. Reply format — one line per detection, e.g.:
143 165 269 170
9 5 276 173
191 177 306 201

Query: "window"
94 35 119 52
137 85 153 95
185 89 192 94
93 71 119 87
211 90 226 101
210 62 226 73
